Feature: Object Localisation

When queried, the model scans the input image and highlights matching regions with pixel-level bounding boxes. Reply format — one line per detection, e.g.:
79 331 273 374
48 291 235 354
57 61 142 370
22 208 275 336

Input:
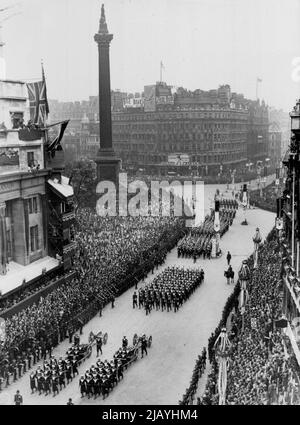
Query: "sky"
1 0 300 111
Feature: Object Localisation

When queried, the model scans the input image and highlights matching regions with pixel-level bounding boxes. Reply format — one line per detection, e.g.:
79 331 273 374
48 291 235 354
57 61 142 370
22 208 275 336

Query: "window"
30 225 39 252
27 151 35 167
10 112 24 129
28 197 38 214
6 229 12 259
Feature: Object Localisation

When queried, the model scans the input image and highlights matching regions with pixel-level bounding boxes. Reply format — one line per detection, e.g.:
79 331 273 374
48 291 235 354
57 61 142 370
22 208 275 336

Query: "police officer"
96 336 103 357
227 251 232 265
74 333 80 346
132 292 138 309
122 336 128 349
14 390 23 405
141 336 148 358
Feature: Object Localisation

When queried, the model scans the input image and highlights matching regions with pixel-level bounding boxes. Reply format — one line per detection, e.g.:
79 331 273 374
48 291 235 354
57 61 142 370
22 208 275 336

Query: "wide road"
0 200 275 405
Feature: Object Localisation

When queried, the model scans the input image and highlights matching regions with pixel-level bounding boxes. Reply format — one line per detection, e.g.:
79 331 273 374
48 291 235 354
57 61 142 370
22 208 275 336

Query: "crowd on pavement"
134 267 204 314
0 269 72 316
0 206 186 387
199 228 300 405
250 181 277 213
179 347 207 405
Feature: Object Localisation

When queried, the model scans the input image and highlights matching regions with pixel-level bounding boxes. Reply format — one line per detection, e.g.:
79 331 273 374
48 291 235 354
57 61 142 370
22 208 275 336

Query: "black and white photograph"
0 0 300 410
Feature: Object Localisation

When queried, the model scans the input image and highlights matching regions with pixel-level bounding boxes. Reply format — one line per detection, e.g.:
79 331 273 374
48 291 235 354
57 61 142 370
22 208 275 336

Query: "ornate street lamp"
213 328 231 405
231 169 236 196
288 100 300 269
238 260 251 331
241 184 248 225
290 99 300 133
212 189 221 257
253 227 262 269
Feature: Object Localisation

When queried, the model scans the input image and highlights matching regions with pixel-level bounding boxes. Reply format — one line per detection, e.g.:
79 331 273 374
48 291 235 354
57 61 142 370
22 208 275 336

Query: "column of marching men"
177 206 237 259
133 267 205 314
79 335 150 400
29 334 86 396
0 206 186 389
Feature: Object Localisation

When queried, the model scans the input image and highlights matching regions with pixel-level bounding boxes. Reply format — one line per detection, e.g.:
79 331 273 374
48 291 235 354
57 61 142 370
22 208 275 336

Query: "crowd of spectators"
250 182 277 213
199 228 300 405
179 348 207 405
0 268 66 315
0 207 186 384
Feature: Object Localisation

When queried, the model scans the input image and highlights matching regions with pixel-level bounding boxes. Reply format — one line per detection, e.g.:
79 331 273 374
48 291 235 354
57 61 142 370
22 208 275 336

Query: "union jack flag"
26 77 49 125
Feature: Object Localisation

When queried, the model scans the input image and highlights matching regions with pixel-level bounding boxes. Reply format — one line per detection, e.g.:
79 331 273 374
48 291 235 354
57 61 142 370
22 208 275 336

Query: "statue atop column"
99 4 109 34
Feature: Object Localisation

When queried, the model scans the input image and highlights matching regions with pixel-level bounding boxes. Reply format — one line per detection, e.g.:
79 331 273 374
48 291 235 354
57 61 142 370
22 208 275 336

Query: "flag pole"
256 78 258 100
160 61 162 82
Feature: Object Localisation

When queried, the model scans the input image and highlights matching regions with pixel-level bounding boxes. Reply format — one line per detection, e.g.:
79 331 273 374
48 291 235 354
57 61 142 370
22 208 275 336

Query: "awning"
48 175 74 202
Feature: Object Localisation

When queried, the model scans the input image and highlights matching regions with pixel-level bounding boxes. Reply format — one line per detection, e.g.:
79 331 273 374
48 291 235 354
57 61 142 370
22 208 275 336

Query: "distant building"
268 107 290 158
49 82 270 175
268 121 282 167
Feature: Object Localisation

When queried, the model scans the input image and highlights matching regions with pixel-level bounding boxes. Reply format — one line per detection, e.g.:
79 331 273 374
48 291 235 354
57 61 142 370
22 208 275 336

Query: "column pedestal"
96 150 120 187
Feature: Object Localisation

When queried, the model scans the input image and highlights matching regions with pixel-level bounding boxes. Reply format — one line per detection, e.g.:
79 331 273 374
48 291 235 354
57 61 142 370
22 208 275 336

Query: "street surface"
0 183 275 405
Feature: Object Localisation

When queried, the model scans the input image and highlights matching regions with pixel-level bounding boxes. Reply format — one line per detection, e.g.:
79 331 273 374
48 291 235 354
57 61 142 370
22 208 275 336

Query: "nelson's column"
94 4 120 188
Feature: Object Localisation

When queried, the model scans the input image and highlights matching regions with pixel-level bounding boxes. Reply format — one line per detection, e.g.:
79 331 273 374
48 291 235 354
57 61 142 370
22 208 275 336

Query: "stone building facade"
0 78 75 291
51 82 271 175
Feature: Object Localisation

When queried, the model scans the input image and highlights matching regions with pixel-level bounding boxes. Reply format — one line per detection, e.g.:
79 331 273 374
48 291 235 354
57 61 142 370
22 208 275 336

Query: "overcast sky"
1 0 300 111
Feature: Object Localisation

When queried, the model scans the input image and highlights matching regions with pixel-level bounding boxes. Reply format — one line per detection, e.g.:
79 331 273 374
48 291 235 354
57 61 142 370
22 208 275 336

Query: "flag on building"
26 64 49 125
257 77 262 82
47 120 69 157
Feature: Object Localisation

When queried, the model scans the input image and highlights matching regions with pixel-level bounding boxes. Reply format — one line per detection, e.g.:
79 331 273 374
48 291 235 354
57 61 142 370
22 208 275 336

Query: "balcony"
62 210 75 228
63 241 77 255
62 211 75 222
0 129 43 147
284 274 300 315
284 321 300 366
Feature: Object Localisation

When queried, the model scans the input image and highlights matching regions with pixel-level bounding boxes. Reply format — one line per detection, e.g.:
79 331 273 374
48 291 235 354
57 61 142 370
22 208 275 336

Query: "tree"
65 159 97 211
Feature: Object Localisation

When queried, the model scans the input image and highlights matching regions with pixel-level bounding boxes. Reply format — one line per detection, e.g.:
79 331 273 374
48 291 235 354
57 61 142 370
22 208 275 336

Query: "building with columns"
0 78 75 297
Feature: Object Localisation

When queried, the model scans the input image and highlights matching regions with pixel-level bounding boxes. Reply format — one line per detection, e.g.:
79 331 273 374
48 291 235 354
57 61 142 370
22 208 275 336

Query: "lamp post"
213 328 231 405
212 190 221 258
253 227 262 269
238 260 251 332
241 184 248 225
289 99 300 271
231 169 236 197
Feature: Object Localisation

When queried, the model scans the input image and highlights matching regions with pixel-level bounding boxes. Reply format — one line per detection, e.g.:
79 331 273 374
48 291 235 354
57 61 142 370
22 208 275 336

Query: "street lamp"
238 260 251 332
231 169 236 197
212 190 221 258
287 99 300 270
253 227 262 269
241 184 248 225
290 99 300 132
213 328 231 405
